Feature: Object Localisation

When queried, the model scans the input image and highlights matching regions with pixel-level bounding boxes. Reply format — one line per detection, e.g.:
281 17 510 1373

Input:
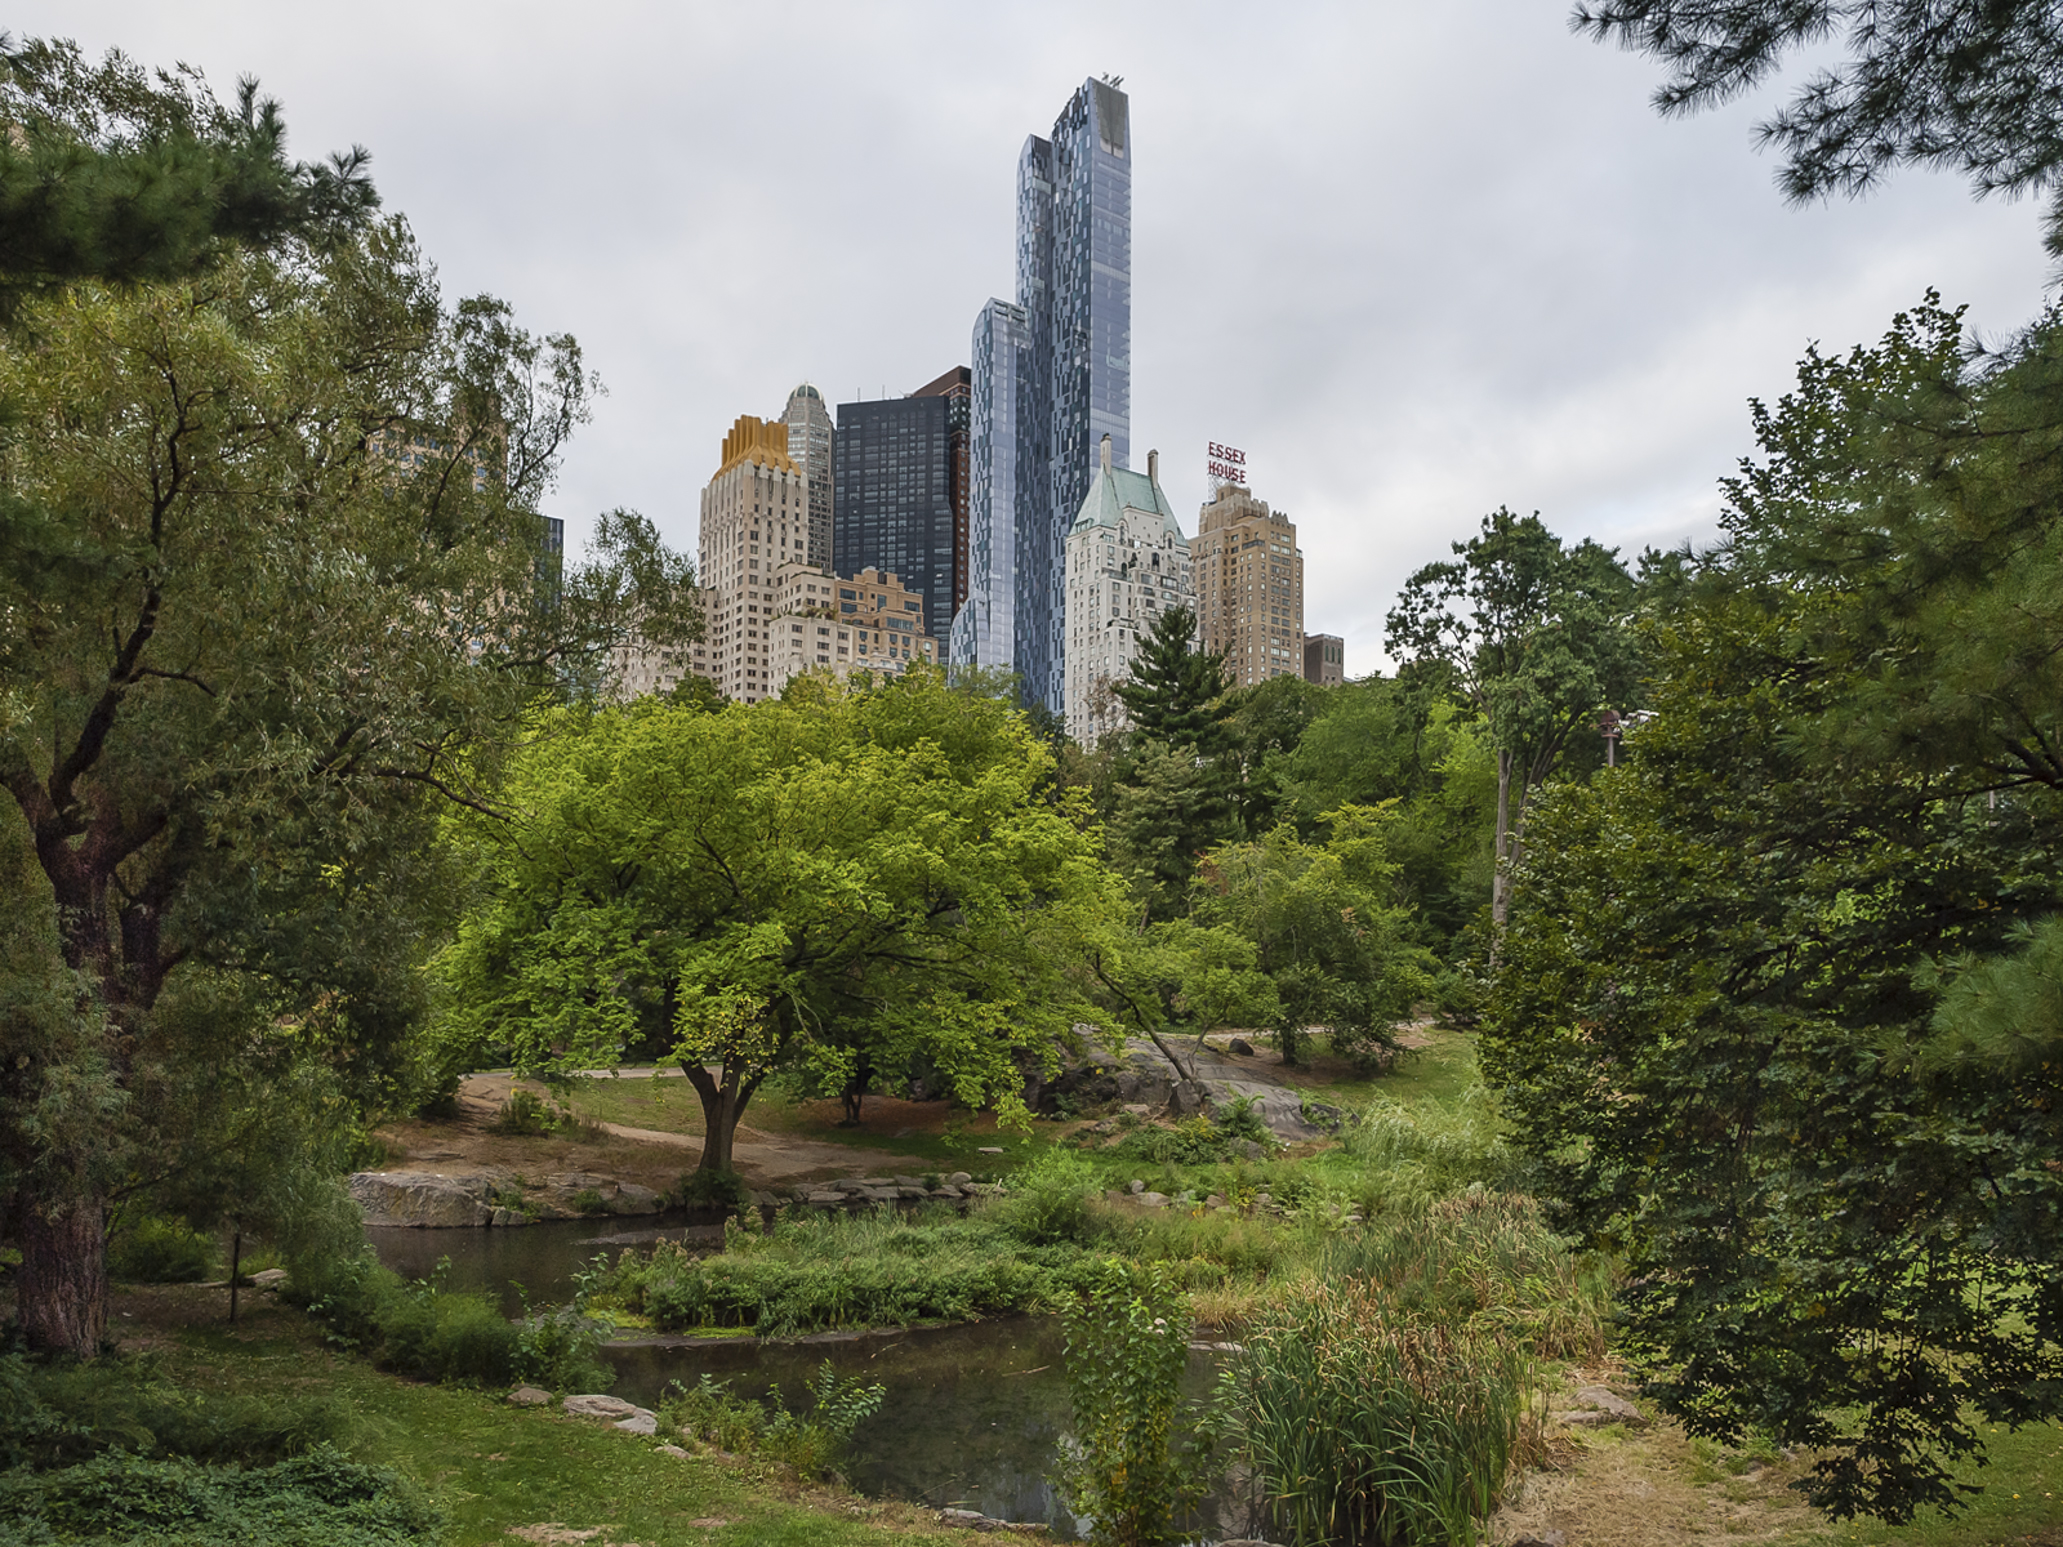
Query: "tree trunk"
229 1228 242 1325
16 1194 109 1358
680 1060 758 1174
1491 746 1514 932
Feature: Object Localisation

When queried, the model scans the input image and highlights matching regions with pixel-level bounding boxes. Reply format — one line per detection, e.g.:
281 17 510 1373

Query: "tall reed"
1235 1279 1534 1547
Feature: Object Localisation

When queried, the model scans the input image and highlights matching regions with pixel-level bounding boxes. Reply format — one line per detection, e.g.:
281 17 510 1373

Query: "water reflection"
365 1225 1251 1540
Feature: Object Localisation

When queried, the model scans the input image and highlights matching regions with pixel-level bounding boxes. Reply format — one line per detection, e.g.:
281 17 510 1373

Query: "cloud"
30 0 2052 669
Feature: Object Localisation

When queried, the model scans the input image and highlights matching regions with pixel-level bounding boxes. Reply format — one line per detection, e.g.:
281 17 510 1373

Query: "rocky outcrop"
350 1167 675 1227
349 1171 499 1227
1026 1036 1345 1142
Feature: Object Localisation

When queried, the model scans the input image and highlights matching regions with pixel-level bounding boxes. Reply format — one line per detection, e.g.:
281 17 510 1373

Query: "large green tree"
1386 509 1639 929
1482 297 2063 1521
0 210 694 1355
436 672 1116 1172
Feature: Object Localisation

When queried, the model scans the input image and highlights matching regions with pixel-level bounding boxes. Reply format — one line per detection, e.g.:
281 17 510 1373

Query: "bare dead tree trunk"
16 1196 108 1358
229 1228 242 1325
1491 745 1515 937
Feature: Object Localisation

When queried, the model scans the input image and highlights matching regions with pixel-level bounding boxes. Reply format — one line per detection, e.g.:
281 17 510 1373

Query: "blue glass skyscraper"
954 77 1130 715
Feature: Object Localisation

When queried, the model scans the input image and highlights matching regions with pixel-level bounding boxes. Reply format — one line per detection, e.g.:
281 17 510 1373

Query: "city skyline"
26 1 2053 672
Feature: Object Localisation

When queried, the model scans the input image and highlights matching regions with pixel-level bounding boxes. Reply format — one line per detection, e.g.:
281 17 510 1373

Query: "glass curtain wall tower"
958 77 1130 715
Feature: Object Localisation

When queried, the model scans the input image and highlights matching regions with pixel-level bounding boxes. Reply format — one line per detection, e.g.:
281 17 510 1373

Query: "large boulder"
349 1171 496 1228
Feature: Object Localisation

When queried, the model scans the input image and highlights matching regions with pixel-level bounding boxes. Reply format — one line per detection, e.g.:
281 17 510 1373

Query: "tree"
1219 672 1329 837
1480 297 2063 1522
0 212 695 1356
1386 509 1638 929
0 36 378 313
1106 606 1238 916
435 672 1114 1174
1194 806 1435 1067
1573 1 2063 239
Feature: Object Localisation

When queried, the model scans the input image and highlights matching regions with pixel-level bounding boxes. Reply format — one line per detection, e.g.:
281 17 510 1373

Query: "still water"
364 1222 1254 1540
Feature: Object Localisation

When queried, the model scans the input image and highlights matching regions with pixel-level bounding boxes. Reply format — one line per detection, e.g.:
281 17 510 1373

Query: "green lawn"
143 1294 958 1547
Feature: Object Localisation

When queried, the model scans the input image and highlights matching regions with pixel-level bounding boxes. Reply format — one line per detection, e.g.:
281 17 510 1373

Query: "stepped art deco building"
697 414 811 705
953 76 1131 718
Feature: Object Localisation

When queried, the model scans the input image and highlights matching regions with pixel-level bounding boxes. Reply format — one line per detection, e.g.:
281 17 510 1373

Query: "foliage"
1109 605 1232 756
1054 1260 1219 1547
658 1361 886 1480
292 1250 609 1391
1481 297 2063 1521
1387 507 1639 928
0 1445 441 1547
1194 805 1436 1065
104 1215 212 1284
436 672 1115 1172
1233 1277 1536 1547
600 1210 1105 1337
1572 1 2063 236
1218 672 1329 836
0 36 378 316
997 1148 1110 1246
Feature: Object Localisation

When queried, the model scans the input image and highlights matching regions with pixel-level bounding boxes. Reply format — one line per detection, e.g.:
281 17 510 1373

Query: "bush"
674 1167 749 1213
997 1149 1107 1246
657 1361 885 1480
1053 1259 1220 1547
0 1444 440 1547
106 1216 213 1284
0 1352 353 1472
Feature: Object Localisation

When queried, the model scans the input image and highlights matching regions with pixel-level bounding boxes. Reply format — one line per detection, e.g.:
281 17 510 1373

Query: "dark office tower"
910 366 972 614
832 388 961 639
961 77 1130 714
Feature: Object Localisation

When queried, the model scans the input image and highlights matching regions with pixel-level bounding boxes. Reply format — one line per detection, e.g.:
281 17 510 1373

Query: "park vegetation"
6 7 2063 1545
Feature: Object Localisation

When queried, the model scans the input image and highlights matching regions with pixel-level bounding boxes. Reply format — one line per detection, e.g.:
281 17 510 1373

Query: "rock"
248 1267 288 1286
1128 1179 1146 1193
545 1171 615 1191
491 1207 530 1227
1137 1192 1171 1208
1120 1103 1152 1117
507 1385 553 1407
562 1394 644 1421
1228 1037 1256 1056
657 1443 689 1458
348 1171 495 1228
977 1146 1004 1155
1167 1080 1210 1118
1508 1534 1567 1547
1205 1194 1226 1208
613 1411 658 1435
1562 1385 1644 1426
610 1182 664 1215
939 1508 993 1530
948 1171 971 1186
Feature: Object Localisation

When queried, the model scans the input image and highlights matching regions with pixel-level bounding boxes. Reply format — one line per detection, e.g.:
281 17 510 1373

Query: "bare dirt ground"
371 1072 933 1193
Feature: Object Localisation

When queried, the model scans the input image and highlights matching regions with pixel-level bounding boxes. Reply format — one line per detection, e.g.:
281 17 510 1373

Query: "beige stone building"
1063 439 1192 747
698 414 812 705
763 563 936 696
1192 483 1304 688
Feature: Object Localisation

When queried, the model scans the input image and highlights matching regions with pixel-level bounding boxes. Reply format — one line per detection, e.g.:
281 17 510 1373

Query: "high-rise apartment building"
912 367 973 615
959 77 1131 716
1303 633 1344 687
761 562 936 696
950 300 1032 674
699 413 810 705
783 384 835 569
1063 440 1191 746
1192 483 1305 689
833 386 962 638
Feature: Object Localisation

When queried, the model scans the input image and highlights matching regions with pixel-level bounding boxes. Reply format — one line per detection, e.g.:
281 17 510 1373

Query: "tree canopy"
1482 296 2063 1521
436 672 1118 1172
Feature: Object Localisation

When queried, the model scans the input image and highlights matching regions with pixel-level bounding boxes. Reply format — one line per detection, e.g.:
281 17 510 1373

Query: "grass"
110 1284 963 1547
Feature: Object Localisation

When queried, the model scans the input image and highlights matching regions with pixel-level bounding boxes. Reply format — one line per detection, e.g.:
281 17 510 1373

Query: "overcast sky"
27 1 2056 670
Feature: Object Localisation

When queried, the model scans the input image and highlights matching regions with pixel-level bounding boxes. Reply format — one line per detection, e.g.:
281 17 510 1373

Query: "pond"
365 1223 1258 1541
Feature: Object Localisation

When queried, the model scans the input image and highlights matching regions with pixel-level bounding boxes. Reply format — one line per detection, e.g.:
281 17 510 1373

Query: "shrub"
488 1088 555 1135
997 1149 1107 1246
674 1167 749 1213
106 1215 213 1284
657 1361 884 1480
1053 1259 1220 1547
0 1352 353 1472
569 1188 608 1217
0 1444 440 1547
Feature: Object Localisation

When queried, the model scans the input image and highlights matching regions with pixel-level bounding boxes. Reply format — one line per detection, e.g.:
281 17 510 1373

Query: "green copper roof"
1072 464 1184 537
